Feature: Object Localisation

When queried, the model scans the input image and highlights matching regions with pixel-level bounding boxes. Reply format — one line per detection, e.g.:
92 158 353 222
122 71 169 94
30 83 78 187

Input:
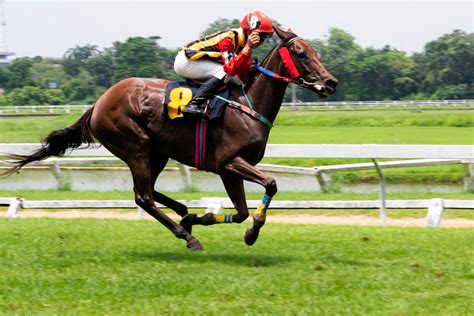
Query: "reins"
253 34 301 84
213 34 306 130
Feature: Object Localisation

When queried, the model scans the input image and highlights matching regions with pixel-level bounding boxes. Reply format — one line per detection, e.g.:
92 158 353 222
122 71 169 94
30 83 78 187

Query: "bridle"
253 34 323 89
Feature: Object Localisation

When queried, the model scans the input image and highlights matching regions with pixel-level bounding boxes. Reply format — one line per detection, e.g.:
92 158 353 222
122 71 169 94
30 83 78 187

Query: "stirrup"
183 103 203 115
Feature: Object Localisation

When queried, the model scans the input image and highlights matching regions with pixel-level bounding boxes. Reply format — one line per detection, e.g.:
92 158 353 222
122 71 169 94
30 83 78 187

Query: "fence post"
425 198 444 228
49 163 64 189
201 197 224 214
372 159 387 226
462 162 473 191
7 198 22 218
314 169 330 192
178 164 193 192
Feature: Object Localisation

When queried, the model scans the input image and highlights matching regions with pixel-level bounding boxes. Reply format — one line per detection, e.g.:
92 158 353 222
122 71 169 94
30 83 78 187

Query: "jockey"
174 11 273 115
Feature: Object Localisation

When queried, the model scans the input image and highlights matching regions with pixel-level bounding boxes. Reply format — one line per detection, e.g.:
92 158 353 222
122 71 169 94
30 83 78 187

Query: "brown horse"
6 27 337 250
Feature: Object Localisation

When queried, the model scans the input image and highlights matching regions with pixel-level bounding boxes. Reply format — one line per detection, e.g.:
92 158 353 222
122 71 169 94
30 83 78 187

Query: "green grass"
0 218 472 314
274 109 474 127
0 115 80 143
268 126 473 144
1 110 473 144
1 189 472 201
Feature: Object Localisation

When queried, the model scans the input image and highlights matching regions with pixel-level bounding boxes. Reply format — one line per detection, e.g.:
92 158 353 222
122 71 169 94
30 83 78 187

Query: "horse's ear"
288 28 294 33
273 26 290 40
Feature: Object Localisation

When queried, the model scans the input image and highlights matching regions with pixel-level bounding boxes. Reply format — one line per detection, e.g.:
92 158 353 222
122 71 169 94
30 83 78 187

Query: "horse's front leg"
223 156 277 246
180 174 249 233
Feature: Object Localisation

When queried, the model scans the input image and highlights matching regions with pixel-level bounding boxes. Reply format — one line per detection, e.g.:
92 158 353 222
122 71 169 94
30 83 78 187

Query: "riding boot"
183 77 225 115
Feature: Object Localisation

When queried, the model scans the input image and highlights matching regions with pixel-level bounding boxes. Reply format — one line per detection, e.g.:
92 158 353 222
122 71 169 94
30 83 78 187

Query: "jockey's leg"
174 51 226 115
183 76 225 115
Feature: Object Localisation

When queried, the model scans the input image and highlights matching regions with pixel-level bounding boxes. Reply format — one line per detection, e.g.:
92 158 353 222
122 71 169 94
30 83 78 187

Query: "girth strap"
194 118 208 170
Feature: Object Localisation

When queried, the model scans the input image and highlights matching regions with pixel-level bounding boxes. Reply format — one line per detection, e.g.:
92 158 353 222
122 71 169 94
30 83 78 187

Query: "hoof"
187 238 203 251
180 213 196 234
244 228 260 246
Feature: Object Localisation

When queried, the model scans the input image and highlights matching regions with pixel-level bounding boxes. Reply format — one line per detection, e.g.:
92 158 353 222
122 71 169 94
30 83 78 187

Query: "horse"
5 27 337 250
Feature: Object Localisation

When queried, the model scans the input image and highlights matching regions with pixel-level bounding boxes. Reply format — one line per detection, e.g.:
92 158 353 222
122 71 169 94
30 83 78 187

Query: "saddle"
162 80 230 121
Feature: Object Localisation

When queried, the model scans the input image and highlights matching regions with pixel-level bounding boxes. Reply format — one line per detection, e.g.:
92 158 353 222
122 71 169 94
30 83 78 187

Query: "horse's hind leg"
128 153 202 250
150 155 188 217
152 191 188 217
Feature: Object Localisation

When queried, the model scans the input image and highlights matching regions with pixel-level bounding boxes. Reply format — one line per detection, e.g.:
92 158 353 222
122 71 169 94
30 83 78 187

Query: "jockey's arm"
216 38 252 83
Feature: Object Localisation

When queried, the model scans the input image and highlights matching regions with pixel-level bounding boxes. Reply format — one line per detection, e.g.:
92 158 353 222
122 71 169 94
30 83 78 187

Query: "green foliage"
112 37 164 82
155 46 180 81
62 44 100 76
84 51 115 87
61 70 100 103
30 59 68 88
0 57 36 90
356 49 416 100
312 28 366 102
5 86 65 105
1 20 472 105
200 18 240 37
0 94 9 105
431 84 472 100
413 30 474 97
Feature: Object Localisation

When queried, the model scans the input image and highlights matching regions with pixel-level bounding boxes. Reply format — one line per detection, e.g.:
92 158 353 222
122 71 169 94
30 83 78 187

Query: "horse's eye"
297 52 308 60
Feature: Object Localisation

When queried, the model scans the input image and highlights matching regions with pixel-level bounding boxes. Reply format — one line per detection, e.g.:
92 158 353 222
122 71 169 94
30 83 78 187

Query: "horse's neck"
245 52 289 123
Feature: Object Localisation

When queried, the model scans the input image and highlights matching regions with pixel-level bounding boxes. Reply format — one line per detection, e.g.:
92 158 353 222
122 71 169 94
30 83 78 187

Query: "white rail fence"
1 143 473 226
2 143 473 158
0 99 473 115
1 197 472 228
1 143 472 190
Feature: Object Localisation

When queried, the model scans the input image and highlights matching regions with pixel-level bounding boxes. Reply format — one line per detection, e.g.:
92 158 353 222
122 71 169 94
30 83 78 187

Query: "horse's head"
274 27 337 98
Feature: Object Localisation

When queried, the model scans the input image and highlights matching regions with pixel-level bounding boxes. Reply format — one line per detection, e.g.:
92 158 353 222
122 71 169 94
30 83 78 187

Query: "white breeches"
174 50 242 84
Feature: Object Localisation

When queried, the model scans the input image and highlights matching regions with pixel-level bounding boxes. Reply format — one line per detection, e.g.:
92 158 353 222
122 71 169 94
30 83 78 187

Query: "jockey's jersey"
183 28 247 62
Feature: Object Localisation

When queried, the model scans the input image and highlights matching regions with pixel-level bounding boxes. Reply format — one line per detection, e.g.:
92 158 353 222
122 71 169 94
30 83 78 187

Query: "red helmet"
240 11 273 33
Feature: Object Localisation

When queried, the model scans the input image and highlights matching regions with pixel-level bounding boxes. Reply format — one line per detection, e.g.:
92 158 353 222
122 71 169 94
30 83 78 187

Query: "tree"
358 48 417 100
0 58 36 91
84 51 115 88
413 30 474 99
30 59 68 88
62 44 100 76
61 70 100 103
6 86 64 105
303 28 366 101
200 18 241 37
155 45 180 81
112 37 164 82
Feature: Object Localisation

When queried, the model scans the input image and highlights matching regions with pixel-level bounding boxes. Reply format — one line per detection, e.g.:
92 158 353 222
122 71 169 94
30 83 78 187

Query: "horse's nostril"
325 79 338 89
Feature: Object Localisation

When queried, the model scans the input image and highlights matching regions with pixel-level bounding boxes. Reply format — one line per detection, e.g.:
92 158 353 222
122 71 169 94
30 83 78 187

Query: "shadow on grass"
124 250 293 267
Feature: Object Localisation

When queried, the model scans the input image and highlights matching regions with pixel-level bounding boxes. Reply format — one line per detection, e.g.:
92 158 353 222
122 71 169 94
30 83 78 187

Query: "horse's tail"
2 107 95 176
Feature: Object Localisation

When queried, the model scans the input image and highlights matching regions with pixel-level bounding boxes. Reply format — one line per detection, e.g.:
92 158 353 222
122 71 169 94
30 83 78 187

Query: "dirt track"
5 210 474 228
